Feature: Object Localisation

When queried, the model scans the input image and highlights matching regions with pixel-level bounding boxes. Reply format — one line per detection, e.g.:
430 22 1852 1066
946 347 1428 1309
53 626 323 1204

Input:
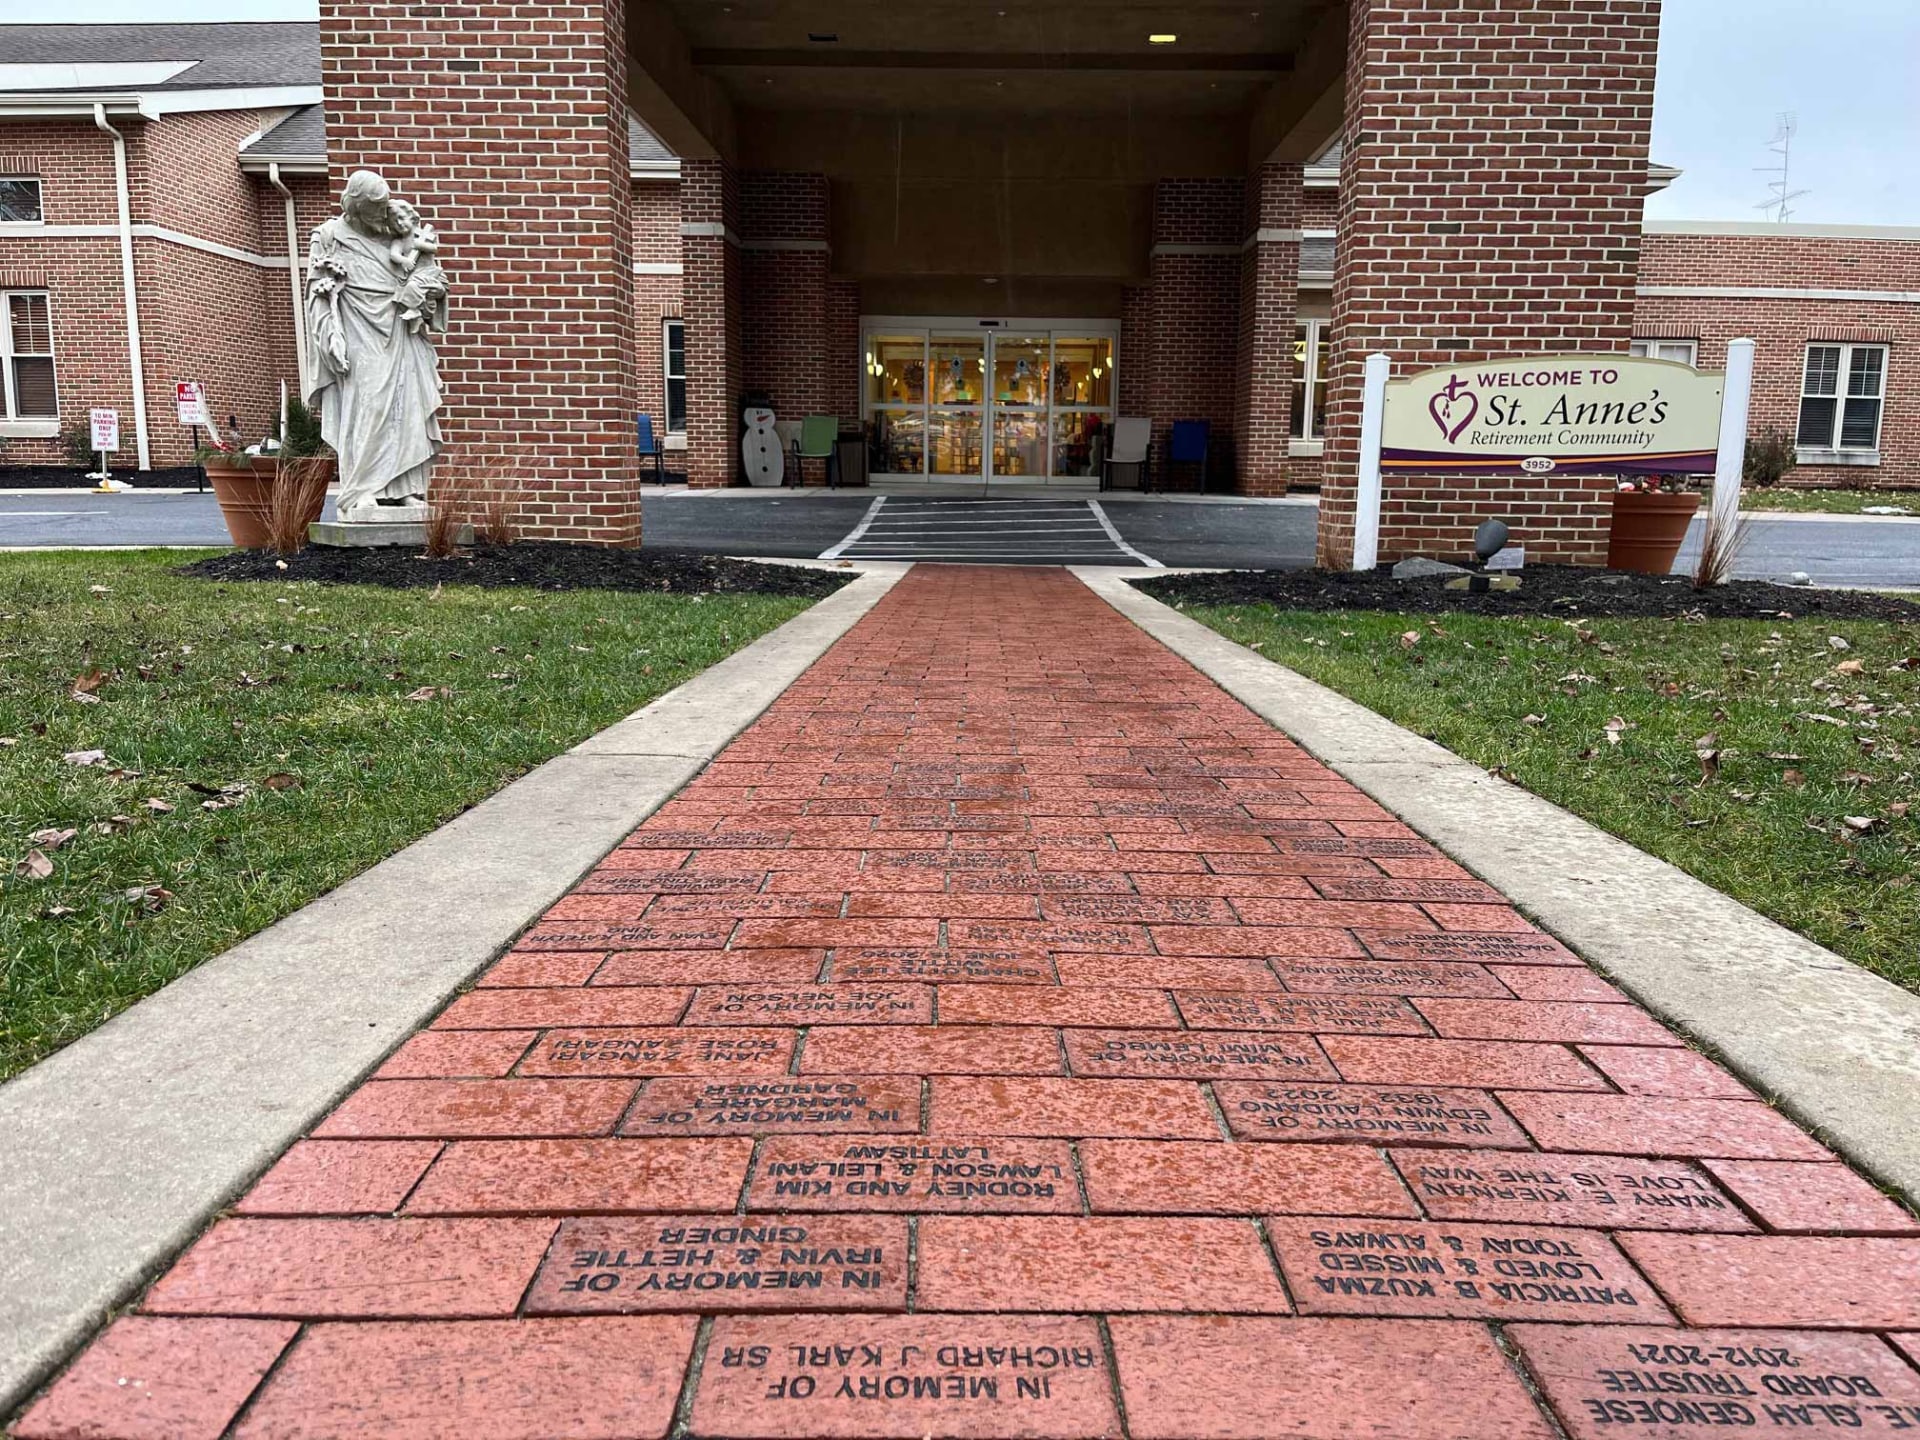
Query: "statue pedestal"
309 519 472 548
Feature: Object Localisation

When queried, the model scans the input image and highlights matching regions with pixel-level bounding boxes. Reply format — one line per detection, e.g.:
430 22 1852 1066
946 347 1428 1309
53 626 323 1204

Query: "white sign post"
1707 338 1756 578
88 408 119 482
1352 352 1390 571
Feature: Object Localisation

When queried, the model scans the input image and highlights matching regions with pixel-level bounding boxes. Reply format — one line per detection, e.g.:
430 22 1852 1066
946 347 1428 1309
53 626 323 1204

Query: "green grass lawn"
1737 487 1917 515
0 550 819 1078
1185 602 1920 994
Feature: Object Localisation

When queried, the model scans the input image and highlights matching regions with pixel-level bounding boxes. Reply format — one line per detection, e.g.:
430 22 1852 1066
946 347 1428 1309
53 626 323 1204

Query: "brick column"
1233 162 1303 497
318 0 640 544
1318 0 1659 566
681 158 743 489
1147 179 1245 486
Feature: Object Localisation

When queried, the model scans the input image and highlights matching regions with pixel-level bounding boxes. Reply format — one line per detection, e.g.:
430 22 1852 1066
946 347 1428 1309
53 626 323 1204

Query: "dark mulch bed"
0 465 206 489
1135 565 1920 622
180 542 855 598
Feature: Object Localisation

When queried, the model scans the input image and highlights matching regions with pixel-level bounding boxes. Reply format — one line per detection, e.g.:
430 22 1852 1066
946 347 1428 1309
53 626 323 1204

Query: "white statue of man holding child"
303 170 449 522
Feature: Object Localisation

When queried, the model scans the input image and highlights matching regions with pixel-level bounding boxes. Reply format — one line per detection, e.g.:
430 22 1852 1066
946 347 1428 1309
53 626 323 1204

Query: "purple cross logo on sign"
1428 374 1479 443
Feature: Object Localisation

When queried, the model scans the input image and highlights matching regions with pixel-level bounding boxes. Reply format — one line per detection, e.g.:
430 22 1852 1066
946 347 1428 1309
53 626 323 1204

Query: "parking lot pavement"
5 487 1919 588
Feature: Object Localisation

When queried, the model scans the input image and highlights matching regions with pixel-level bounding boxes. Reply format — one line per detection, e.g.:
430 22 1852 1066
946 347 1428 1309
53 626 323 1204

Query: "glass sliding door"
867 333 928 476
1049 335 1113 481
990 333 1049 480
861 320 1118 484
928 335 986 478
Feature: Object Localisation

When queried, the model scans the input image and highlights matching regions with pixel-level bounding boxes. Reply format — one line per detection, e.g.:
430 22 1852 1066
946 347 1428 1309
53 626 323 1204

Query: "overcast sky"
6 0 1914 225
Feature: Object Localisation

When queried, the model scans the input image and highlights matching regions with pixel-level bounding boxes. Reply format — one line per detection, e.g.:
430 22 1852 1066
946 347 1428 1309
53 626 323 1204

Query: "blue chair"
636 413 666 483
1165 420 1211 493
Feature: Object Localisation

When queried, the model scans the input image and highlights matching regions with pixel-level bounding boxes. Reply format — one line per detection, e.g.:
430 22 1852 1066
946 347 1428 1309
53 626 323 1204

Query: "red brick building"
2 14 1915 556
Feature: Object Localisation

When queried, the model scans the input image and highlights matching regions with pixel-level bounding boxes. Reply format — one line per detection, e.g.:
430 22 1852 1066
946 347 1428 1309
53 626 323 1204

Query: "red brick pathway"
18 566 1920 1439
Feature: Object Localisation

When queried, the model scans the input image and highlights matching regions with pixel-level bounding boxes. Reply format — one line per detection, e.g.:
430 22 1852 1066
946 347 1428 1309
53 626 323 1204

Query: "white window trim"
662 316 686 437
0 175 45 230
1292 317 1328 445
1797 341 1887 464
1630 337 1698 366
0 287 58 433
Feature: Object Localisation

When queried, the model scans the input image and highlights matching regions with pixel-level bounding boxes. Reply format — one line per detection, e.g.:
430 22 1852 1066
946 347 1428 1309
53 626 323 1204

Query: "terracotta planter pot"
1607 489 1701 574
207 458 333 550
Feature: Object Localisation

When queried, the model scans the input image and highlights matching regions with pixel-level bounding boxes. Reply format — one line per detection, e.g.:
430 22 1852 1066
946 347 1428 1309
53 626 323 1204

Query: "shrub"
1743 428 1796 488
61 421 97 469
278 395 329 460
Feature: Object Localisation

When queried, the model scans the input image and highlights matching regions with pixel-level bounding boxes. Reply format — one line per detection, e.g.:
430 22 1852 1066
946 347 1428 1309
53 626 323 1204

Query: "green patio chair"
797 414 840 488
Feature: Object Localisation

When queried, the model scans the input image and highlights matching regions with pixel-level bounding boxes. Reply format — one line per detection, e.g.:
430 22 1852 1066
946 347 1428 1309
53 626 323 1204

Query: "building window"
1291 319 1330 442
1630 338 1697 366
1798 343 1886 455
1 291 57 420
0 178 42 225
663 318 686 434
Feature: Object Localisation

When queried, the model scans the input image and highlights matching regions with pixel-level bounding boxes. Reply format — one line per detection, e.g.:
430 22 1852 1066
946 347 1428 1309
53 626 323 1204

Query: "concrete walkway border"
0 562 909 1416
1078 566 1920 1207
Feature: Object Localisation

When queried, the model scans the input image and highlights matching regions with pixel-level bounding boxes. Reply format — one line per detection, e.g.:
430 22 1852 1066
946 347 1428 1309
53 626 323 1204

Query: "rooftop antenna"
1754 112 1810 223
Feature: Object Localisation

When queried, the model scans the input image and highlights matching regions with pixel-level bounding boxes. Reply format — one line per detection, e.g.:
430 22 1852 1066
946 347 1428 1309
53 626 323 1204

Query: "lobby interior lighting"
1148 33 1177 44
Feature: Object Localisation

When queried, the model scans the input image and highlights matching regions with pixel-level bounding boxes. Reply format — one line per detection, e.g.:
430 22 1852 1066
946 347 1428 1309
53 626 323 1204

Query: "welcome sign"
1380 355 1724 475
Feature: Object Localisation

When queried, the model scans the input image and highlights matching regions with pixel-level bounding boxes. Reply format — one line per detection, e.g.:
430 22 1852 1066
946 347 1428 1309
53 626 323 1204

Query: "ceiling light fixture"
1148 33 1177 44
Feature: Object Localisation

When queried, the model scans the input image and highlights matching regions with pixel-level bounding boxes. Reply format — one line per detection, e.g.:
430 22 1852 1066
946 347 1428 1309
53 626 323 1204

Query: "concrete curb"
0 562 908 1417
1075 565 1920 1207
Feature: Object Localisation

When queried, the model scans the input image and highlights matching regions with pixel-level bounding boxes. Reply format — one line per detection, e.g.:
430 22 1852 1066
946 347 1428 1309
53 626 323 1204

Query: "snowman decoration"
741 403 784 487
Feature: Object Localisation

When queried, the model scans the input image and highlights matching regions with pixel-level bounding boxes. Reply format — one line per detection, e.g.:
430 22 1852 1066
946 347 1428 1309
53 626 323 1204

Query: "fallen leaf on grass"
1696 749 1721 781
404 686 451 702
42 904 75 918
62 749 107 767
122 884 171 912
1834 659 1865 676
14 849 54 880
1782 769 1806 789
1399 631 1420 649
1603 716 1632 748
1842 815 1880 834
1828 636 1851 652
0 737 16 748
71 669 109 703
261 773 301 791
144 798 174 813
1889 802 1911 819
27 827 77 850
1521 714 1546 726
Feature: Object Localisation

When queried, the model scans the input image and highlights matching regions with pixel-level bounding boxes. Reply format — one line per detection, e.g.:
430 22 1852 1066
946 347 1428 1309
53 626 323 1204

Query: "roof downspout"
266 162 308 384
93 102 151 470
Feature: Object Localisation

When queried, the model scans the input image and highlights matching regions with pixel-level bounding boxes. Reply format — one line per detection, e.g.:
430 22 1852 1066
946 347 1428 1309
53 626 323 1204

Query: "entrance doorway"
861 318 1117 486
